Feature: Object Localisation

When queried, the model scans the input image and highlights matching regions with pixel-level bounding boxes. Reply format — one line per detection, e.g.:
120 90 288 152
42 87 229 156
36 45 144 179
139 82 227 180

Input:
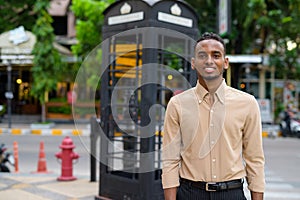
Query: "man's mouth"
204 67 215 73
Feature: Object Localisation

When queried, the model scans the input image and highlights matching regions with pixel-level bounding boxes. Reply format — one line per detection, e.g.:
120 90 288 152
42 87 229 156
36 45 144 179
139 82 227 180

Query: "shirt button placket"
209 108 217 181
212 158 217 180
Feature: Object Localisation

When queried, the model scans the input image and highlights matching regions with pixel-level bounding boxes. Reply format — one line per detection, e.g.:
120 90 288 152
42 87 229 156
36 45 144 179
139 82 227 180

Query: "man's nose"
205 55 213 64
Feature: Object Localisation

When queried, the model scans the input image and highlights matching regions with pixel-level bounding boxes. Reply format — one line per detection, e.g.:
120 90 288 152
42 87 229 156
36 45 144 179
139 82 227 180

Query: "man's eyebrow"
212 50 222 54
196 51 207 54
196 50 222 54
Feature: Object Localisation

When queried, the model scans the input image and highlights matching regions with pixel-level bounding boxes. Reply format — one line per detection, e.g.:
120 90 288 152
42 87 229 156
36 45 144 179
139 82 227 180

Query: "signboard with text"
257 99 273 123
218 0 231 36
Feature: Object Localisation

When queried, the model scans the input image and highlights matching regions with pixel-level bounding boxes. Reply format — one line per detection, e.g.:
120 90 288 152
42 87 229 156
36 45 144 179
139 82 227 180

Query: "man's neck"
198 77 223 93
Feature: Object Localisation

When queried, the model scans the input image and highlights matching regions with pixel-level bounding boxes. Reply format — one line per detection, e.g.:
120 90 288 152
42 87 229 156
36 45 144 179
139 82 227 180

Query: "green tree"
260 0 300 80
0 0 36 33
71 0 114 101
31 0 66 122
71 0 115 57
236 0 300 79
185 0 216 33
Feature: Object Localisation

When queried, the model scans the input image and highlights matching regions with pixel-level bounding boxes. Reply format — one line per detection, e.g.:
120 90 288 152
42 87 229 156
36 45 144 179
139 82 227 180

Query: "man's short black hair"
195 32 226 53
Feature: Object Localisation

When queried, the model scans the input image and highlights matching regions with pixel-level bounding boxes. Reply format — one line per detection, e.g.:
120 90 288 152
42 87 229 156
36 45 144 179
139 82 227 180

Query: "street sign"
218 0 231 36
257 99 273 123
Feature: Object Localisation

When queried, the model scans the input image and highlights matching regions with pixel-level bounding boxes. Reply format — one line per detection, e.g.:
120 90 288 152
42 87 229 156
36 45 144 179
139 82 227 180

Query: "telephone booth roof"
102 0 199 39
105 0 197 13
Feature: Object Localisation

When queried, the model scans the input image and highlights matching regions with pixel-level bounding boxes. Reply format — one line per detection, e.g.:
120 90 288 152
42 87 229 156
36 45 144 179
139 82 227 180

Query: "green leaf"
282 16 292 23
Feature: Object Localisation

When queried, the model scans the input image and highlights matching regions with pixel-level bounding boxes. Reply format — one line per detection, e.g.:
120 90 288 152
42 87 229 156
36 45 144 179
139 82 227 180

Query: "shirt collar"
195 79 226 105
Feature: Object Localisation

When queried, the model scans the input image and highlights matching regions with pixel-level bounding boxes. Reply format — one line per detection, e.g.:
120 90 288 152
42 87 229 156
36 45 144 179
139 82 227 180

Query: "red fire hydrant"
55 136 79 181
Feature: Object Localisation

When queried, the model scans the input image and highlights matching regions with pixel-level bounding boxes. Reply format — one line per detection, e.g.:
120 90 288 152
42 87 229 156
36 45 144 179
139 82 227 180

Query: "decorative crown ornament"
120 2 131 14
170 3 181 16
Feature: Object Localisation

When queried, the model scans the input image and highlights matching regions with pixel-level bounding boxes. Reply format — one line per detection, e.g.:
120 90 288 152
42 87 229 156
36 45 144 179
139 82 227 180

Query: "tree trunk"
41 103 46 123
41 91 49 122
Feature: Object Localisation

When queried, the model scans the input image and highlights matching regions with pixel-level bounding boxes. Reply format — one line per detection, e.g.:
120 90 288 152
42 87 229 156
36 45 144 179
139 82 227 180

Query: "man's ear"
191 57 195 70
224 57 229 69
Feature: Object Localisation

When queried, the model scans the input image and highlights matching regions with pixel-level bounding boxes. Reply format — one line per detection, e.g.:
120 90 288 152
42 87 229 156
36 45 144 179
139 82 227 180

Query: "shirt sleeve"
161 97 182 189
242 96 265 193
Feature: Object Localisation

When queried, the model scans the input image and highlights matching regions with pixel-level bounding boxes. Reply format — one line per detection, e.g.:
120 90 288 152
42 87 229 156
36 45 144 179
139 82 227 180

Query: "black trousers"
177 180 247 200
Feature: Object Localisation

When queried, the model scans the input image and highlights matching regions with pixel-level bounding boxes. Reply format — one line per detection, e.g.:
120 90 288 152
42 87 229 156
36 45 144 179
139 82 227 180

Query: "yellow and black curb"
262 130 281 138
0 126 280 138
262 125 281 138
0 128 89 136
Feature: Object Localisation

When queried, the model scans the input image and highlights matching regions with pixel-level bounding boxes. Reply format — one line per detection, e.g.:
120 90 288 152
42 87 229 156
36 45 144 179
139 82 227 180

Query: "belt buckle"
205 182 217 192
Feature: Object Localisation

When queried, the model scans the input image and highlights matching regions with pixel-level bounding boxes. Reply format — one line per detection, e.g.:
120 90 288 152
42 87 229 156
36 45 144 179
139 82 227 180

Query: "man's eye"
199 54 207 59
214 54 221 59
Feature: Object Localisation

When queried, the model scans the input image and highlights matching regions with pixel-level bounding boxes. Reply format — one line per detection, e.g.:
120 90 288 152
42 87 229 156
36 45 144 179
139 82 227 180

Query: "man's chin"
202 75 220 81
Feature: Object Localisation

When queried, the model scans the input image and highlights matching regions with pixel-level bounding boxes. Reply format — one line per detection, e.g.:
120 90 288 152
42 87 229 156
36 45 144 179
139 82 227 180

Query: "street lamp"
5 62 13 128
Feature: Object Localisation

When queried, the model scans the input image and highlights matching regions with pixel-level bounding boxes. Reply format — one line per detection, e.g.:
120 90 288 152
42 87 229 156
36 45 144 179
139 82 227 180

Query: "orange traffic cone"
13 141 19 173
33 141 49 173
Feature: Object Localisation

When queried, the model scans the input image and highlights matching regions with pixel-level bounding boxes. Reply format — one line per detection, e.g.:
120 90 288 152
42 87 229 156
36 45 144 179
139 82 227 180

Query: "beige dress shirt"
162 80 265 193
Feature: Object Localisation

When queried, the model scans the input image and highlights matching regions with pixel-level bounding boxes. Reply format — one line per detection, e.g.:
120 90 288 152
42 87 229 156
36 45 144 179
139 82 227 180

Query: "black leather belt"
180 178 243 192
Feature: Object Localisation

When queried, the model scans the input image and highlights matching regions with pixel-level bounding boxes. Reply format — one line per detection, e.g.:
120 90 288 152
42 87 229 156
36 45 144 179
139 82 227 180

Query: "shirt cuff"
161 171 180 189
247 174 265 193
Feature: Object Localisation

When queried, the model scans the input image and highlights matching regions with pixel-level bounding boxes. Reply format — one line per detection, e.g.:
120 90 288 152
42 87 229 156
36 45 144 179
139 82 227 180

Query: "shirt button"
199 100 202 103
212 159 216 162
210 124 214 127
213 175 217 179
211 141 215 144
210 110 214 113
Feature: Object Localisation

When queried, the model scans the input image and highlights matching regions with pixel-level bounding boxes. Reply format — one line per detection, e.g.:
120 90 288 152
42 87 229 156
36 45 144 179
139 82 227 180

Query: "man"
283 106 292 136
162 32 265 200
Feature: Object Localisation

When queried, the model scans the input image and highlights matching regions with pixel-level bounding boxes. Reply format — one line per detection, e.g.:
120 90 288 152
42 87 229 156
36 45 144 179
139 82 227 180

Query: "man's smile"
204 67 216 73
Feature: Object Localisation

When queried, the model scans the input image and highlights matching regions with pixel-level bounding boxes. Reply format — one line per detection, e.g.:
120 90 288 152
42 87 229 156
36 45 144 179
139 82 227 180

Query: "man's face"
191 39 228 81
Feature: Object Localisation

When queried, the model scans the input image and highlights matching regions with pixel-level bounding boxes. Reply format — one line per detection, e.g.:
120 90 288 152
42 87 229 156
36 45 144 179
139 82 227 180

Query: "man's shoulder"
169 87 195 104
172 87 195 98
226 85 254 99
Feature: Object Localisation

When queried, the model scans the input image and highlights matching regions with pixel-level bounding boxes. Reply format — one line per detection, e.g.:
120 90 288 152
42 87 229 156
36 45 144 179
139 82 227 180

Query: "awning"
0 27 35 65
0 27 73 65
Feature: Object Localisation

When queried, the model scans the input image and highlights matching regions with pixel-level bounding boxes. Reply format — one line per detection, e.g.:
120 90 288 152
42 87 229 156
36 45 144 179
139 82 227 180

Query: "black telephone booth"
97 1 199 199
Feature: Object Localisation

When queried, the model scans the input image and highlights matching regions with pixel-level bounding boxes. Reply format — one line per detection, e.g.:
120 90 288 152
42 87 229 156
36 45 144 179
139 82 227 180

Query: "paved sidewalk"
0 115 98 199
0 172 98 200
